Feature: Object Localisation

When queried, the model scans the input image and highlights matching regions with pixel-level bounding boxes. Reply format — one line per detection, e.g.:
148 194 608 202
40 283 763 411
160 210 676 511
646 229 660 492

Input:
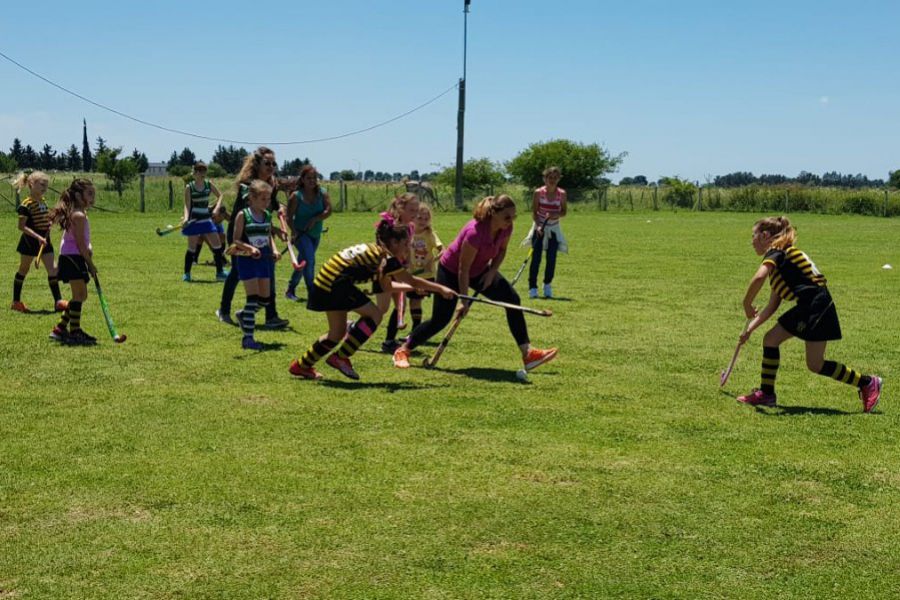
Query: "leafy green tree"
660 176 697 208
0 151 16 173
328 171 340 181
66 145 81 171
340 169 356 181
888 170 900 189
9 138 24 165
39 144 57 170
94 137 108 155
435 157 505 189
208 162 227 178
168 165 191 177
21 145 39 169
507 139 625 189
96 148 139 198
130 149 149 173
212 145 249 174
178 147 196 167
82 120 92 171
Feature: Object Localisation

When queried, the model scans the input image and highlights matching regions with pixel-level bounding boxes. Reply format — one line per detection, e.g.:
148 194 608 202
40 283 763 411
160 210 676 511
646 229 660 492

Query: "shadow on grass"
430 366 524 384
720 390 856 416
318 379 437 392
18 309 55 315
232 341 288 358
760 405 857 417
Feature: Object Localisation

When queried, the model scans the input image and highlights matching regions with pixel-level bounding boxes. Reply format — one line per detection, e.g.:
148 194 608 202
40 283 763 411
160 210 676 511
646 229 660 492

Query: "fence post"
139 174 145 213
784 191 789 213
168 180 174 210
628 190 634 210
14 187 20 207
601 187 609 211
653 185 658 211
885 189 889 217
340 180 346 211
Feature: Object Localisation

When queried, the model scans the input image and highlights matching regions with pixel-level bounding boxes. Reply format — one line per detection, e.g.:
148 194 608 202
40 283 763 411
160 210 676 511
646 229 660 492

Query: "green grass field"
1 210 898 598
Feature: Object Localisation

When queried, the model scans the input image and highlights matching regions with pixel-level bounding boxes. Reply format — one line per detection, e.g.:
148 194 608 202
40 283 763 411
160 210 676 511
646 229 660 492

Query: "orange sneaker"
55 299 69 312
289 359 322 380
10 301 29 313
523 347 558 371
393 347 411 368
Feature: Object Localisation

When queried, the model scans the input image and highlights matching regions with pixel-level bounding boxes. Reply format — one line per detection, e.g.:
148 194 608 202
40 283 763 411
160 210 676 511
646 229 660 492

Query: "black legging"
405 264 529 350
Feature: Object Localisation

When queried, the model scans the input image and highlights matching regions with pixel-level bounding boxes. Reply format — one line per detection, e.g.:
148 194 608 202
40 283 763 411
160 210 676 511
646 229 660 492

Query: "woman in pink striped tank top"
528 166 567 298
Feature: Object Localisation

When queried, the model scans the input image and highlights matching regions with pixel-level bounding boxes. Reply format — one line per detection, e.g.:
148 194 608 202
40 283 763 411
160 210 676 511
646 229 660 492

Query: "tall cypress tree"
81 118 92 172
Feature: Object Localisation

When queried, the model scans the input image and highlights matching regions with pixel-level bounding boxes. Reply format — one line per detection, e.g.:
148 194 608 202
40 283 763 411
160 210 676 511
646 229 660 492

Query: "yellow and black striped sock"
67 300 82 331
818 360 870 388
57 303 71 330
337 317 377 359
48 276 62 302
300 338 337 368
13 272 25 302
761 346 780 395
411 306 423 328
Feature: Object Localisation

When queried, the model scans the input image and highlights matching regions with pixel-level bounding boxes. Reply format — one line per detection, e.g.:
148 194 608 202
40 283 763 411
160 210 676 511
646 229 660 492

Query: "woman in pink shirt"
393 195 558 372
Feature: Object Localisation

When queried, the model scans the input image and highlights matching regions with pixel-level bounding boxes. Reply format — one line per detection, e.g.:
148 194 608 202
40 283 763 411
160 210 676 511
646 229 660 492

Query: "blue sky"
2 0 899 182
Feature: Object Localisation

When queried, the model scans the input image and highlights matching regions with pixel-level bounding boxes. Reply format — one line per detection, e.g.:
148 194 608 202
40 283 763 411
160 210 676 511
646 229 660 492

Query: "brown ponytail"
473 194 515 222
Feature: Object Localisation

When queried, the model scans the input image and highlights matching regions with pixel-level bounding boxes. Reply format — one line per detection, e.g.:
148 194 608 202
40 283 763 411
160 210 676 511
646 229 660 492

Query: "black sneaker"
381 339 400 353
66 329 97 345
49 326 68 342
216 309 235 325
262 316 290 330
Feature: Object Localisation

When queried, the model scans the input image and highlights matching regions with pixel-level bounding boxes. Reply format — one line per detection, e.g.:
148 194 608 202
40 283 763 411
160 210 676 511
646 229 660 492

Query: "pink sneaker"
859 376 882 413
289 359 322 380
326 354 360 380
737 389 777 407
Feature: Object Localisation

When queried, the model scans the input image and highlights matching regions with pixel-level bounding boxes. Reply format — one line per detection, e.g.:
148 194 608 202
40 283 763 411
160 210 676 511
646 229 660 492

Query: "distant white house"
145 162 167 177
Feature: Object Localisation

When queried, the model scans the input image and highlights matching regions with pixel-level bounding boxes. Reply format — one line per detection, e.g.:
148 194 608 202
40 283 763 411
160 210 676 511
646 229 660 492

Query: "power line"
0 49 458 146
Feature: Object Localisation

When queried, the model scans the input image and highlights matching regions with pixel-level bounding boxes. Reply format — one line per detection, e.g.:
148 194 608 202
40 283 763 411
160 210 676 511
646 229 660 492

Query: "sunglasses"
262 160 276 167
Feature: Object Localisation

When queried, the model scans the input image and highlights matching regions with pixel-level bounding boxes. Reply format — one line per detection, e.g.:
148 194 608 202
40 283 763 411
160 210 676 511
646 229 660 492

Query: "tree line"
620 170 900 189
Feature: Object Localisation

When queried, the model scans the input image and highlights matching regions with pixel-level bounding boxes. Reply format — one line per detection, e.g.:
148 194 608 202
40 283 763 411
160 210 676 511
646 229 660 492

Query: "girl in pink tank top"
48 179 98 345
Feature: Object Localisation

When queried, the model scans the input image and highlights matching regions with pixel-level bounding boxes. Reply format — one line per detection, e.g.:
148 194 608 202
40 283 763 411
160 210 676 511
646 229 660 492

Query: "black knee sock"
818 360 869 388
184 251 194 275
212 247 226 274
13 272 25 302
48 276 62 302
760 346 780 395
384 309 398 342
300 338 337 367
337 317 378 359
410 306 423 328
193 246 202 264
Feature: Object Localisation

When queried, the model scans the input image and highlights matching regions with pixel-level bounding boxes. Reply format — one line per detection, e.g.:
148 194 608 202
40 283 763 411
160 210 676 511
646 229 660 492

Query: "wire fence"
3 173 900 218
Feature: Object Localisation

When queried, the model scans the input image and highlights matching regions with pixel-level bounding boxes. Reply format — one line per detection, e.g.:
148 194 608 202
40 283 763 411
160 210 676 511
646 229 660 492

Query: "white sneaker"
529 288 538 299
543 284 553 298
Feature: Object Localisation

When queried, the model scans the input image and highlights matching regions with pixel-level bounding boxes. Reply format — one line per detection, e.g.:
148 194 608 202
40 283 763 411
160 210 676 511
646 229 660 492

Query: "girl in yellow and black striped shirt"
736 216 881 412
11 171 66 313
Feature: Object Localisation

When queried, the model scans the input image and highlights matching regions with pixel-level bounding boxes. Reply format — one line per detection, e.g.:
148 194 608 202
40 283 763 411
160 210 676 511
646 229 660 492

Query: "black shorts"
17 234 53 257
307 281 372 313
57 254 90 283
778 288 842 341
